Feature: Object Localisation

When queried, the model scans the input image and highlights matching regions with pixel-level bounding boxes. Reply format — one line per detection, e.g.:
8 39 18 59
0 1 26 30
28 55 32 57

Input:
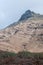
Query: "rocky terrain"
0 10 43 53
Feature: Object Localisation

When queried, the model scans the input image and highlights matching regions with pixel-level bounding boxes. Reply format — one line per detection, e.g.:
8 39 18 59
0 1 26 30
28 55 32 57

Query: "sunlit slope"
0 16 43 53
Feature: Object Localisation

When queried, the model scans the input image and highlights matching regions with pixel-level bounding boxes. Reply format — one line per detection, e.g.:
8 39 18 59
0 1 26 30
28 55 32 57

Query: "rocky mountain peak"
19 10 38 21
7 10 40 28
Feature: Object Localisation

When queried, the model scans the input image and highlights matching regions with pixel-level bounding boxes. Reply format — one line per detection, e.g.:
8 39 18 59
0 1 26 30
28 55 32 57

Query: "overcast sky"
0 0 43 29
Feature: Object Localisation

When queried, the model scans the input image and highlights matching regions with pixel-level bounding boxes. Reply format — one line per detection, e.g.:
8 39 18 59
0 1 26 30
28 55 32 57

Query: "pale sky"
0 0 43 29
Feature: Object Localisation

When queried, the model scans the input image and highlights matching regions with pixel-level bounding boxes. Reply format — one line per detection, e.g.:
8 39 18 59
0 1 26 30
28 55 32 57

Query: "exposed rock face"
0 10 43 53
19 10 33 21
19 10 40 21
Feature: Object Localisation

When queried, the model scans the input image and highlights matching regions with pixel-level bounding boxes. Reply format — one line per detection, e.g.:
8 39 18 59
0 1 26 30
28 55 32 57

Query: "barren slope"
0 10 43 53
0 17 43 53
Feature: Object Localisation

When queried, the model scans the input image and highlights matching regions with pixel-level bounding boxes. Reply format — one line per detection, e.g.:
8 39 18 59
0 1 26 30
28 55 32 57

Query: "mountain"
0 10 43 53
7 10 40 27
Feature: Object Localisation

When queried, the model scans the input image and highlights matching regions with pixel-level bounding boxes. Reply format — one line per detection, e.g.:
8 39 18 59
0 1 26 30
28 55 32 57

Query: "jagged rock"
19 10 40 21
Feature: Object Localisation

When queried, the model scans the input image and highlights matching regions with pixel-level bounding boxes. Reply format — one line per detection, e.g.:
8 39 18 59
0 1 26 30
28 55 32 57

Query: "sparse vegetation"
0 51 43 65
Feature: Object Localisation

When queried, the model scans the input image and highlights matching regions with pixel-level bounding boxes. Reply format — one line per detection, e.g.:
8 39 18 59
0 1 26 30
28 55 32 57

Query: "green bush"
17 51 32 58
0 51 16 59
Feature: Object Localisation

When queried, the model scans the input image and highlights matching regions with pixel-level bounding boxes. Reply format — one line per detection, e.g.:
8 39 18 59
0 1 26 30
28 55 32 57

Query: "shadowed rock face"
19 10 40 21
19 10 33 21
0 10 43 53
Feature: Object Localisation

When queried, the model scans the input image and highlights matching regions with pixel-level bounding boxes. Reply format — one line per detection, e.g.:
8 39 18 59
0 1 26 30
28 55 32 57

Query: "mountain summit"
8 10 40 27
0 10 43 53
19 10 40 21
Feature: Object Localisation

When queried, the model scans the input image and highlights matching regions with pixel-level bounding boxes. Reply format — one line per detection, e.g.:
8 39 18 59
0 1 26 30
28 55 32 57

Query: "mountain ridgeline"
0 10 43 53
19 10 40 21
8 10 40 27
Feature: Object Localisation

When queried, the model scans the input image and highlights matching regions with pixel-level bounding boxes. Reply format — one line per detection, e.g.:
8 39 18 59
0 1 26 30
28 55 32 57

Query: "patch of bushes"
0 51 16 59
0 51 43 65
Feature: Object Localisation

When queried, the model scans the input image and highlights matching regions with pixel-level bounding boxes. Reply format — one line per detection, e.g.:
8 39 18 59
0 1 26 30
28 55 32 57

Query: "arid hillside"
0 10 43 53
